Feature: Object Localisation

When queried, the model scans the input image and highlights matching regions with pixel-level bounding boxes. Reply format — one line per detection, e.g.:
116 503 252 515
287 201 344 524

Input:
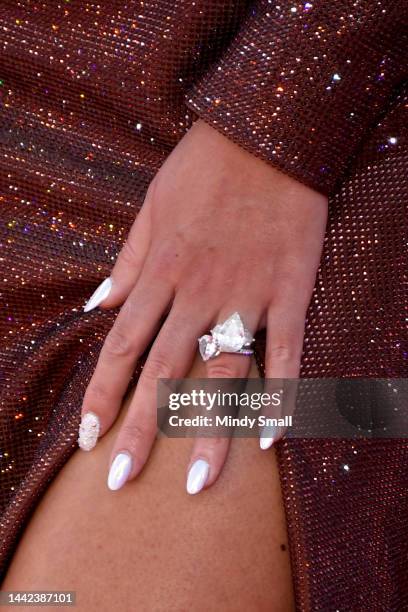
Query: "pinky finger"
260 305 305 449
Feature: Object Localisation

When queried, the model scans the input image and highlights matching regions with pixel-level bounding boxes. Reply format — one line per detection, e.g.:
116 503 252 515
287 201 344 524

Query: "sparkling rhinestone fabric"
0 1 407 609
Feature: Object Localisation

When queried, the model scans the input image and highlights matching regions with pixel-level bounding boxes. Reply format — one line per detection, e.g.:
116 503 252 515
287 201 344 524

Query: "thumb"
83 195 152 312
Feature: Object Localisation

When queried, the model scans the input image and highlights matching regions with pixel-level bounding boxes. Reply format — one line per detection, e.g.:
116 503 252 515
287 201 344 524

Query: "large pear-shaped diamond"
212 312 251 352
198 335 219 361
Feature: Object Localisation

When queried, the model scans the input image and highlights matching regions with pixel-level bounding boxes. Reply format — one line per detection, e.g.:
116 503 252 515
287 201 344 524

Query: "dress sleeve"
184 1 407 195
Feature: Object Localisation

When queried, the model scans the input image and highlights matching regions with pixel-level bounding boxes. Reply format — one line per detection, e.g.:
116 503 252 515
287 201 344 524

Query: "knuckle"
121 421 150 442
121 292 140 320
84 380 110 404
118 420 155 452
117 239 139 267
202 437 227 452
266 343 301 364
142 354 172 382
104 326 134 358
206 363 237 379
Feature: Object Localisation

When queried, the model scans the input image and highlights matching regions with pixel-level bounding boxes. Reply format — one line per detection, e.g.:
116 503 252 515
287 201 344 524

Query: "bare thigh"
2 355 295 612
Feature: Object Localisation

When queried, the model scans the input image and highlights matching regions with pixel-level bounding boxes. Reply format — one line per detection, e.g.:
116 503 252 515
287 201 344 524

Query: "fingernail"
186 459 210 495
83 277 112 312
77 411 101 451
259 425 278 450
107 452 133 491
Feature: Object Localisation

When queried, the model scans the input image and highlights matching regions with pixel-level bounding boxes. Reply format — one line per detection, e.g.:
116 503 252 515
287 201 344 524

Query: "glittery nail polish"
77 411 101 451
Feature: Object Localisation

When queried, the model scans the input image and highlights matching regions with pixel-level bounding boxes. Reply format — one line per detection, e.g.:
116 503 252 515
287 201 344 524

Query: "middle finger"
106 293 216 490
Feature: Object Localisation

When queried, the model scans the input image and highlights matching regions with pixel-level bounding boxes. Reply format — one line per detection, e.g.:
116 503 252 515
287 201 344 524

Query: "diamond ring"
198 312 255 362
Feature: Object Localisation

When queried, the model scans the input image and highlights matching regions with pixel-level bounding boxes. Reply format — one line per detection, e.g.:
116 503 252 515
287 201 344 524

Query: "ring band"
198 311 255 362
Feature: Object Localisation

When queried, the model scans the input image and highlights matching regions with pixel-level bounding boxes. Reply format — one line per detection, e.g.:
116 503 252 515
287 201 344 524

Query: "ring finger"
186 306 263 495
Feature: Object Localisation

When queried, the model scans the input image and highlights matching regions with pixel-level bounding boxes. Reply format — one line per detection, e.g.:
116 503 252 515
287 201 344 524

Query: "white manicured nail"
259 425 278 450
77 411 101 451
186 459 210 495
107 452 133 491
83 277 112 312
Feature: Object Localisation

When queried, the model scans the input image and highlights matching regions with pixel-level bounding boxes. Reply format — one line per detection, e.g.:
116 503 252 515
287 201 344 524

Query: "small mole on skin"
280 544 287 552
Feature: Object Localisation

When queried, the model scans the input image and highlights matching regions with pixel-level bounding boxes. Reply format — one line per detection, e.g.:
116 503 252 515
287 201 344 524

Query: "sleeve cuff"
184 1 406 196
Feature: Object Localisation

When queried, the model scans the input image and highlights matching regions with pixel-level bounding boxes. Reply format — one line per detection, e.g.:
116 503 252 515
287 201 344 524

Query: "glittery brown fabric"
186 1 407 195
0 1 407 610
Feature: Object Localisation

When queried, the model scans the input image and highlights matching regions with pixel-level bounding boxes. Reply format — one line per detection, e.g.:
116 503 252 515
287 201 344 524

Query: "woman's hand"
79 118 328 494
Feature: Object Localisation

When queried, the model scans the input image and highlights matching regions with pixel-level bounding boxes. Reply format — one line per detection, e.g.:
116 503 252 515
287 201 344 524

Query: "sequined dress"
0 1 407 609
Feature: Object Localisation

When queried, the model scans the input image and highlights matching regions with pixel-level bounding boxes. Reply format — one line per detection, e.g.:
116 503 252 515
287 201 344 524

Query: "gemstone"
198 335 219 361
211 312 253 352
